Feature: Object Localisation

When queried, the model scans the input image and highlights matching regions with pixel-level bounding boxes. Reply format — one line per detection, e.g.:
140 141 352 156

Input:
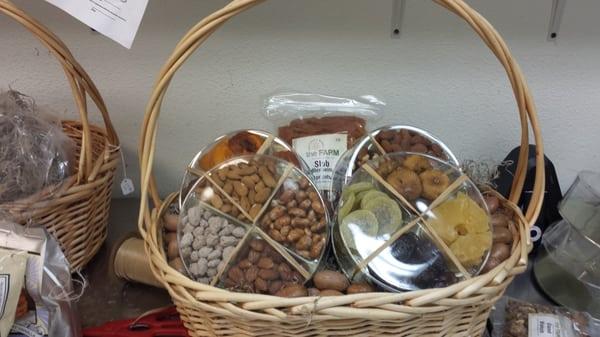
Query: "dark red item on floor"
82 306 188 337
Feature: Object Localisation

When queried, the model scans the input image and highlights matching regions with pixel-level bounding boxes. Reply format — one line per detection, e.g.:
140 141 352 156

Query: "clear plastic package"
179 129 306 207
264 92 384 198
542 220 600 295
490 297 600 337
332 125 459 205
178 154 329 291
332 153 491 291
0 220 80 337
559 171 600 243
0 90 74 203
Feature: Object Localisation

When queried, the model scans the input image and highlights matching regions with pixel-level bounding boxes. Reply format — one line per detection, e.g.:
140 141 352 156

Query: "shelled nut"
260 176 328 260
223 238 304 294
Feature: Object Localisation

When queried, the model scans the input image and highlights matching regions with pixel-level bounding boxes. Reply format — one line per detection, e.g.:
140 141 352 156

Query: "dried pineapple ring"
450 233 492 267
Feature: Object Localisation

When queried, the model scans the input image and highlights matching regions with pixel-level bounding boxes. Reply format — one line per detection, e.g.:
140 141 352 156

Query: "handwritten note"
45 0 149 48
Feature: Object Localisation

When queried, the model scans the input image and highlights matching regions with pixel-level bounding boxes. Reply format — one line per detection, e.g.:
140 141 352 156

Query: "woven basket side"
0 2 121 270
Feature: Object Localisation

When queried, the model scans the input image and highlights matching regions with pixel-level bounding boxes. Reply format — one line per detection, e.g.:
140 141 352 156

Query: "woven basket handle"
138 0 545 238
1 1 120 181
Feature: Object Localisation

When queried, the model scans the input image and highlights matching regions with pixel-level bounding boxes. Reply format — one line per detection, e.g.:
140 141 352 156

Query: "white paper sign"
292 133 348 190
45 0 149 48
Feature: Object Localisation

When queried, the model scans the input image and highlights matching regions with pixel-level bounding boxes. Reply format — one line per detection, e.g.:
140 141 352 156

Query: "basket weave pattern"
0 2 120 270
138 0 545 336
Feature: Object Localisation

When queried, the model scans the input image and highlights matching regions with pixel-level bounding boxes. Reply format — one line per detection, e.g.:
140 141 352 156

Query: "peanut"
295 236 312 251
279 190 295 203
287 228 305 242
310 239 325 259
291 218 310 227
269 229 285 242
288 207 306 217
274 215 291 228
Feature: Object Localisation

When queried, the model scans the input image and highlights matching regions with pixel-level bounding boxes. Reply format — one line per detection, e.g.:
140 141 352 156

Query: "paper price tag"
45 0 149 48
120 178 135 196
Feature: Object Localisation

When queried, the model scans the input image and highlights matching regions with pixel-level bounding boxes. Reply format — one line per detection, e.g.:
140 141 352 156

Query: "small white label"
45 0 149 48
120 178 135 196
292 134 348 190
529 313 570 337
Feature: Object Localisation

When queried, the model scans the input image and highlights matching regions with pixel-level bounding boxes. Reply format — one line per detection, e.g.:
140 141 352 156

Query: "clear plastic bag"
0 90 74 203
542 220 600 291
264 92 384 197
489 297 600 337
0 220 81 337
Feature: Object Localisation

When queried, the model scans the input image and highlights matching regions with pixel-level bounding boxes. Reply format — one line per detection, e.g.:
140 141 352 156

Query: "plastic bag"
264 92 384 196
0 220 81 337
542 220 600 290
489 297 600 337
0 90 74 203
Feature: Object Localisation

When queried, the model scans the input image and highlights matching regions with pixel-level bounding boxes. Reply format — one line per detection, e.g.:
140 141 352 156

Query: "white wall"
2 0 599 198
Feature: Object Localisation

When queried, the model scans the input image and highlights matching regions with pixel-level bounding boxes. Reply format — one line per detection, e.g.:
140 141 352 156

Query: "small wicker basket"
0 1 120 271
138 0 545 336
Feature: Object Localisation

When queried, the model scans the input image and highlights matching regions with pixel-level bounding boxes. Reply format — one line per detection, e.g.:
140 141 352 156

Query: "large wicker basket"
0 1 120 271
138 0 545 336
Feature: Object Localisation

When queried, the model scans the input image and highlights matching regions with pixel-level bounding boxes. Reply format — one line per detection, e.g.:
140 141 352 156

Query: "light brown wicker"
138 0 545 336
0 1 120 271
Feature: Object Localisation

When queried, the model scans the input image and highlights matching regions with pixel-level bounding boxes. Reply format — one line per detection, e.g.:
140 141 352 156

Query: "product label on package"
45 0 149 48
529 313 574 337
293 134 347 190
0 275 8 318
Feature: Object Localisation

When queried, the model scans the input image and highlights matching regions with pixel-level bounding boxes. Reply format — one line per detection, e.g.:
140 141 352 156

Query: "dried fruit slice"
337 192 356 223
429 192 490 244
360 190 390 209
363 197 403 236
450 233 492 267
403 155 432 173
355 188 376 205
345 182 375 195
340 210 379 250
386 168 423 201
420 169 450 201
